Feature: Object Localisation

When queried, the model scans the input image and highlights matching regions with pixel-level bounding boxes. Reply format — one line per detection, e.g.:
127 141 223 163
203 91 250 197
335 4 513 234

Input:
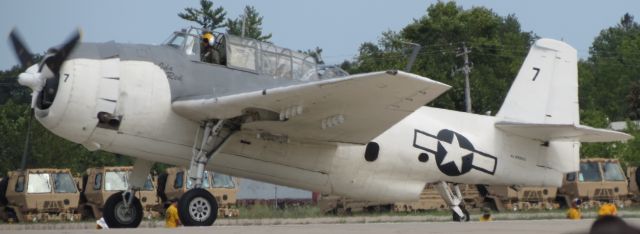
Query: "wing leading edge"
172 70 450 144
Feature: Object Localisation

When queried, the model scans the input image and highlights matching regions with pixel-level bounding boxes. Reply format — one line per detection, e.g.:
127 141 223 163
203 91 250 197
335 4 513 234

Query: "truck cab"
79 167 159 220
558 158 629 208
0 168 80 222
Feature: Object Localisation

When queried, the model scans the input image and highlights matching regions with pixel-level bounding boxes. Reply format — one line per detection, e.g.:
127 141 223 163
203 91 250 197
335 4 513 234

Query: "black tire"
5 207 18 222
483 197 499 212
555 196 570 209
0 176 9 206
80 205 95 221
103 191 143 228
452 206 470 222
178 188 218 226
635 168 640 193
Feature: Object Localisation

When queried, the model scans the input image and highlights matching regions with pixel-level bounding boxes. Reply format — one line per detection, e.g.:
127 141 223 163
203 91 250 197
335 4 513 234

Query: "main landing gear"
101 119 236 228
103 159 153 228
103 191 143 228
435 181 470 222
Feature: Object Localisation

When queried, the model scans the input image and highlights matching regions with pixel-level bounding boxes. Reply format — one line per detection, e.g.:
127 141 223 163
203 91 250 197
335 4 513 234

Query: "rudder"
496 39 578 125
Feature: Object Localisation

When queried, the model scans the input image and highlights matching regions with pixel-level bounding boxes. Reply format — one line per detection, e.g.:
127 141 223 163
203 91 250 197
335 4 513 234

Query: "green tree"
580 13 640 121
346 2 533 114
226 5 272 41
178 0 227 31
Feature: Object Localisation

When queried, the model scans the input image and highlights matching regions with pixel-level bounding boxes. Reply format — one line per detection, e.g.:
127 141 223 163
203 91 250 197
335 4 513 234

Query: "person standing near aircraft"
165 199 181 228
566 199 582 220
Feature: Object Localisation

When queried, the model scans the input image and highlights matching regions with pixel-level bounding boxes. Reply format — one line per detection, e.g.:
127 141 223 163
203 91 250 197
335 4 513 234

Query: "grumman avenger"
8 27 631 227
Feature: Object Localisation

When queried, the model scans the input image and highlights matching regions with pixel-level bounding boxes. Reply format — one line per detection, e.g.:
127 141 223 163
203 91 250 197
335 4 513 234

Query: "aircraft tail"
496 39 579 125
495 39 630 143
493 39 630 176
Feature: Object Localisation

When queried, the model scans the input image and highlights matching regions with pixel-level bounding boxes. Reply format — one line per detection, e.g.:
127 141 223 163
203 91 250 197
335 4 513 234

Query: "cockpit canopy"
164 27 348 81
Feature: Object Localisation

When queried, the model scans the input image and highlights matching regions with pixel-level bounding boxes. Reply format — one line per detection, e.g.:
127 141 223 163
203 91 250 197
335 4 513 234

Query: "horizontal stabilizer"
495 121 632 143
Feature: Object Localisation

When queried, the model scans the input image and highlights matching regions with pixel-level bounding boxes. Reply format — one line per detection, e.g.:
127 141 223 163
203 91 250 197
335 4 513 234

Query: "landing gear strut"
179 119 236 226
435 181 470 222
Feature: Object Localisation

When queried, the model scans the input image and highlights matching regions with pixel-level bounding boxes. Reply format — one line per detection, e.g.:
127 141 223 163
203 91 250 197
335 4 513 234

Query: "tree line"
0 1 639 176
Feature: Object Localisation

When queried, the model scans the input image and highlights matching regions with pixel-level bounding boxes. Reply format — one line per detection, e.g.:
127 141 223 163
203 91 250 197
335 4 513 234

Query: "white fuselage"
38 58 573 202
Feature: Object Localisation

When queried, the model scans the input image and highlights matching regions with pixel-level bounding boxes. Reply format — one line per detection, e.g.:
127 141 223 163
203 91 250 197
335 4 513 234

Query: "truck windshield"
27 173 52 193
603 162 626 181
579 162 602 182
54 173 77 193
212 173 235 188
105 171 128 191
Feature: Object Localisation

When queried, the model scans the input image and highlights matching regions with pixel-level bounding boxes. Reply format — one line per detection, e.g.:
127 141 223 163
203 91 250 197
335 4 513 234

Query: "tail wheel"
178 188 218 226
452 206 470 222
103 191 143 228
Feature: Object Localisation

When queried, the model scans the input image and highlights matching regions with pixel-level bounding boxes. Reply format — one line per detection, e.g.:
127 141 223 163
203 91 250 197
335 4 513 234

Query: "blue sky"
1 0 639 70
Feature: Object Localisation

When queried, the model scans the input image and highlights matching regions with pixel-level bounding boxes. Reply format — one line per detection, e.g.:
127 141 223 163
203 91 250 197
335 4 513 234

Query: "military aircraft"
8 26 631 227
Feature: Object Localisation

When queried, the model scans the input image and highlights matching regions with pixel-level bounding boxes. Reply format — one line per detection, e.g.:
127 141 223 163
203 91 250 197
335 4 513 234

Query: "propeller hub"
17 64 45 92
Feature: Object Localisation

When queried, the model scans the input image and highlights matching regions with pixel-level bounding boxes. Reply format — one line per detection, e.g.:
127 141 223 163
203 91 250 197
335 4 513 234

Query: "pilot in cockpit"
201 32 221 64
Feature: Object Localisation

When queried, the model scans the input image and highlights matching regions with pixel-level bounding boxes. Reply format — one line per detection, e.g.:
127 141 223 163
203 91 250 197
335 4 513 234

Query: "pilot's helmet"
202 32 215 46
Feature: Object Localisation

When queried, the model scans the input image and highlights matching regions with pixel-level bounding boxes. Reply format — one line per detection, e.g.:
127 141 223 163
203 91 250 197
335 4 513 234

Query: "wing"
172 70 450 144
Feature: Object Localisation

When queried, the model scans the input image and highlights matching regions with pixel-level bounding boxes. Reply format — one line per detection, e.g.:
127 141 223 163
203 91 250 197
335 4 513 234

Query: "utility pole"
241 7 247 38
455 43 472 113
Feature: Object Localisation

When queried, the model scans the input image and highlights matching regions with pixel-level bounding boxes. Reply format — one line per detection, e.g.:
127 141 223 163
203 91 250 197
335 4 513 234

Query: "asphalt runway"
5 218 640 234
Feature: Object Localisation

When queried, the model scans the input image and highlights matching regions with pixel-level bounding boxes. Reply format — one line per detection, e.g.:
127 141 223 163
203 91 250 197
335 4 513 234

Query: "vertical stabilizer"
496 39 578 125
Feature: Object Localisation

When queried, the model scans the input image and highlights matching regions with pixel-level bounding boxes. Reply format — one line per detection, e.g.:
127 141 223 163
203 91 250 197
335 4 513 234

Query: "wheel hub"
189 197 211 222
114 201 136 224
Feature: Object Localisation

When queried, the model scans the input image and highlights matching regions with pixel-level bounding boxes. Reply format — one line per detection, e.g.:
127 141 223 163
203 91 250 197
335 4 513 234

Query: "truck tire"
555 196 570 209
635 168 640 192
103 192 143 228
178 188 218 226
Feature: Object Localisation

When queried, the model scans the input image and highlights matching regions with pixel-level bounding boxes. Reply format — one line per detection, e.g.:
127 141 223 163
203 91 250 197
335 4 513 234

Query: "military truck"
157 167 239 217
482 185 558 211
557 158 630 209
0 168 81 222
78 167 160 220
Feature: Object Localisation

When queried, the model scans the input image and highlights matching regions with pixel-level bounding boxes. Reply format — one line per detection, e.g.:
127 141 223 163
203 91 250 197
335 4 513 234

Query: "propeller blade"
9 28 36 68
40 29 81 75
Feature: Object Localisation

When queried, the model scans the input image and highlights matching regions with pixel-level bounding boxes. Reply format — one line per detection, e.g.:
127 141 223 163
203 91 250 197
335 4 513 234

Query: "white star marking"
439 134 473 172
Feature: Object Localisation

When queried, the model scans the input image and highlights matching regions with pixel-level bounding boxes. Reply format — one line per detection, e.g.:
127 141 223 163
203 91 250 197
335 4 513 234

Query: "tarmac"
2 218 640 234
